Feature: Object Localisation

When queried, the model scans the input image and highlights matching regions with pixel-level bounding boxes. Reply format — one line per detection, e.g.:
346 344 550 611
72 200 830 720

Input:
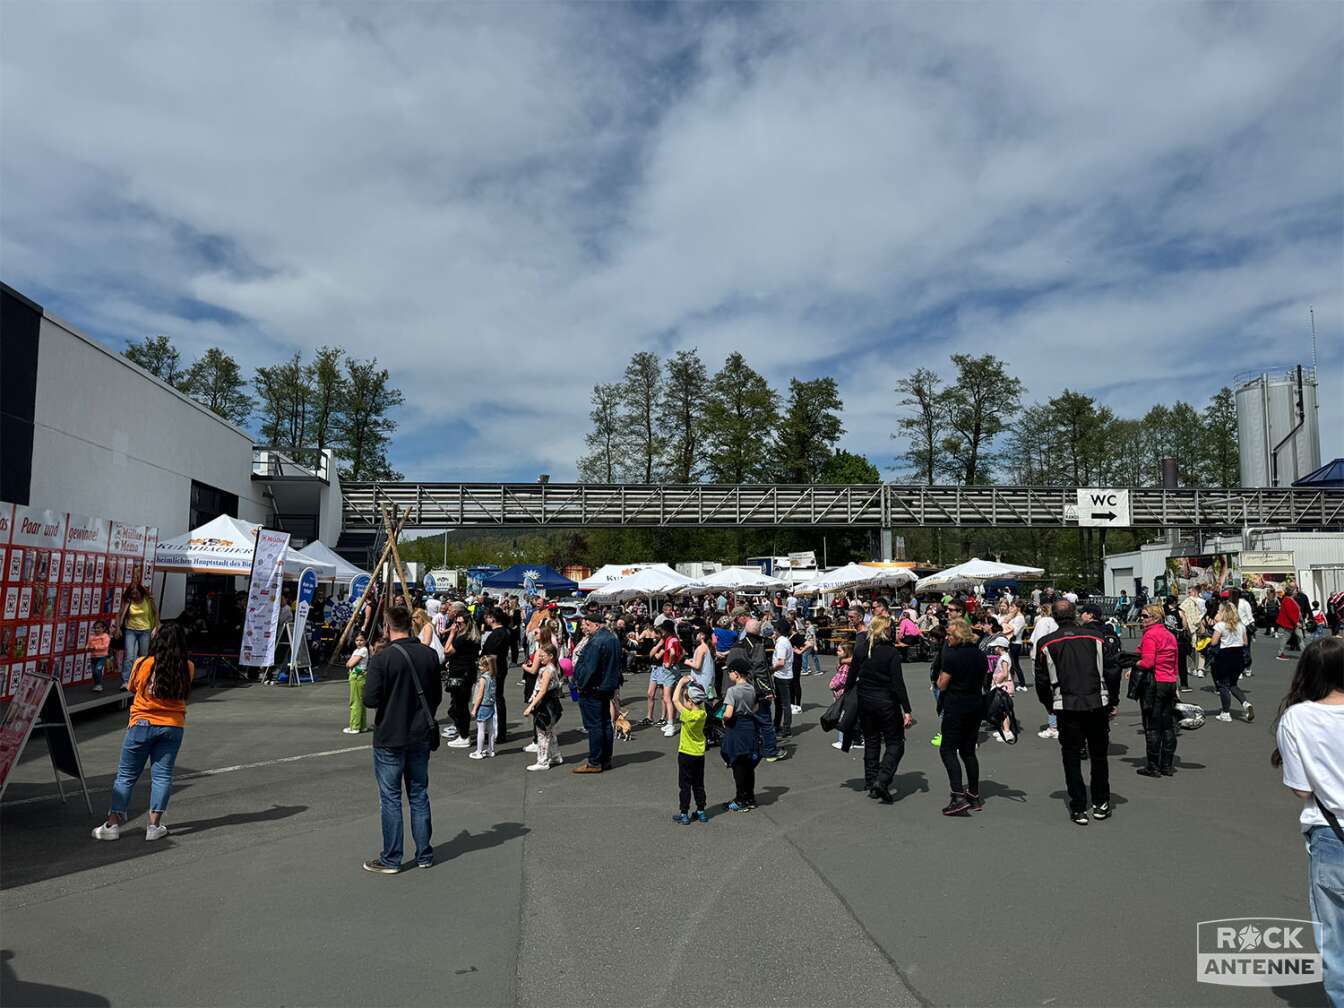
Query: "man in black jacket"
1034 599 1112 826
728 618 784 762
572 611 623 773
362 605 442 873
480 607 513 743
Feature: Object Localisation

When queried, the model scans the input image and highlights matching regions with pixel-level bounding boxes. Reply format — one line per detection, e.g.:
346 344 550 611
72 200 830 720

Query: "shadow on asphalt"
977 778 1027 803
1048 790 1130 807
0 951 109 1007
1269 980 1328 1005
432 821 529 864
169 804 307 836
754 785 789 807
610 750 665 768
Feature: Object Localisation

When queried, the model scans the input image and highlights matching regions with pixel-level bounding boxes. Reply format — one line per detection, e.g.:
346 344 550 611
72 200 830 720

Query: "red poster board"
0 506 67 701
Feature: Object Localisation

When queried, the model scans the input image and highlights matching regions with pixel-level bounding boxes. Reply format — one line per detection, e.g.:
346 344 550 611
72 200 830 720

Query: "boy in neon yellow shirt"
672 675 708 824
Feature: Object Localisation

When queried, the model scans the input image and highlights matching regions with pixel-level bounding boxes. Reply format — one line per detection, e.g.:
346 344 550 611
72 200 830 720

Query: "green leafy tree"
1202 387 1239 486
618 351 664 482
124 334 184 386
775 377 844 483
336 358 403 480
819 450 880 483
577 383 626 482
658 349 709 482
940 354 1023 484
254 353 309 455
892 368 947 483
307 347 346 466
703 352 779 483
180 348 252 426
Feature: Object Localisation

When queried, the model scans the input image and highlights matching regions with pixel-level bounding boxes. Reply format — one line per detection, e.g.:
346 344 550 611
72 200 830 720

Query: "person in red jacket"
1135 604 1179 778
1277 592 1303 659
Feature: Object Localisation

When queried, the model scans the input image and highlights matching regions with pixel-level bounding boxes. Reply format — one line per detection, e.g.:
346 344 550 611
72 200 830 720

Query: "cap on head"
686 684 707 703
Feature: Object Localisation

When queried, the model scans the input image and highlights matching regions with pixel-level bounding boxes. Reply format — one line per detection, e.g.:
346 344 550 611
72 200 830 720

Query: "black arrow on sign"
1090 511 1117 521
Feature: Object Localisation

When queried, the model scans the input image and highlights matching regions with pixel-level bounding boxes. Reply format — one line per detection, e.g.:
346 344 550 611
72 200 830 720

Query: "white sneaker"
441 727 458 739
831 741 844 750
1003 733 1016 743
469 751 487 760
525 761 550 772
1216 712 1232 722
790 704 802 714
446 737 472 748
1014 686 1028 692
91 822 120 841
145 824 169 841
1038 727 1058 739
342 727 361 734
550 755 564 766
523 742 539 753
662 725 678 737
92 684 104 692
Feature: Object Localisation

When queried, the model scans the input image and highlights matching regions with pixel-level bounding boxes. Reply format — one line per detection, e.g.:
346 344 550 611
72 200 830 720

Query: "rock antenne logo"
1197 918 1320 988
1236 925 1261 951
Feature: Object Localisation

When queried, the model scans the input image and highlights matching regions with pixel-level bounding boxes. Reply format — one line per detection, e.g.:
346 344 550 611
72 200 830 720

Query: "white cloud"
2 2 1340 481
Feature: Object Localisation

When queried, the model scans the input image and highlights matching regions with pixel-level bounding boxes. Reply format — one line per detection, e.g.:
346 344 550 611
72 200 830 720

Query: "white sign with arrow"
1075 488 1131 527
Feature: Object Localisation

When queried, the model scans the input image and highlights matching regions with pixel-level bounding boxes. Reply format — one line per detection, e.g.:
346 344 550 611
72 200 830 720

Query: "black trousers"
858 693 906 789
1057 708 1110 813
790 674 802 708
1176 637 1191 689
1009 642 1025 687
731 755 756 805
938 694 981 795
678 752 706 813
492 668 509 742
1143 681 1178 772
773 677 793 734
449 681 474 736
523 670 538 741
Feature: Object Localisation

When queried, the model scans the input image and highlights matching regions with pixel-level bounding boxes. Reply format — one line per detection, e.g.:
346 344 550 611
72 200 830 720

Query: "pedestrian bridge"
341 482 1344 531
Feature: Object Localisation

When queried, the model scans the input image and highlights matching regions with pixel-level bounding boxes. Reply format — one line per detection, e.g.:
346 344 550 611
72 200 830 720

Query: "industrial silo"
1236 366 1321 487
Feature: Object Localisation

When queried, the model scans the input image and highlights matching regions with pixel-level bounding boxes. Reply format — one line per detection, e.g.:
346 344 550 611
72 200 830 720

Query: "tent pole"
324 510 403 669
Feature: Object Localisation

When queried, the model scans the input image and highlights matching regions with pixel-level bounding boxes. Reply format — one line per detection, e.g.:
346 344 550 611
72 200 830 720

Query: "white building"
2 282 344 618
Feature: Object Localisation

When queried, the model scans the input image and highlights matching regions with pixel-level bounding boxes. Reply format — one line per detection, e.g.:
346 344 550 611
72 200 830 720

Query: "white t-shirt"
1215 621 1246 648
1008 613 1026 644
1237 598 1254 627
1276 701 1344 831
1029 615 1058 659
771 635 794 680
351 646 368 672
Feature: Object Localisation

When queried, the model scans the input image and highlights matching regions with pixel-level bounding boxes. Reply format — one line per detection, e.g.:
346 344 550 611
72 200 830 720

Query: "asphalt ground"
0 634 1330 1008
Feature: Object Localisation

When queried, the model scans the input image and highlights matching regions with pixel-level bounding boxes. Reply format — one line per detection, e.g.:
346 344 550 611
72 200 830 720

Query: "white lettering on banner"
239 529 290 668
1197 918 1322 988
1074 488 1131 528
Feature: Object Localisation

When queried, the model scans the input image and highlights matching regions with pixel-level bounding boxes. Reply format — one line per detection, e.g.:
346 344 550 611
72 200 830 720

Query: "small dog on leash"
613 707 633 742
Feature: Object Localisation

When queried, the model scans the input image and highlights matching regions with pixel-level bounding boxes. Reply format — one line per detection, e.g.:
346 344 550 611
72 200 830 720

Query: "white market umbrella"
297 540 370 583
586 564 692 603
155 514 335 579
915 557 1045 594
678 566 791 595
576 563 659 592
794 562 915 596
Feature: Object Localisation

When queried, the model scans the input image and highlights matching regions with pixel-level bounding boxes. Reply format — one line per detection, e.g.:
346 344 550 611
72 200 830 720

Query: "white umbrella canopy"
297 540 370 583
915 557 1046 594
794 562 908 596
678 566 791 595
155 514 335 578
576 563 659 592
586 564 692 602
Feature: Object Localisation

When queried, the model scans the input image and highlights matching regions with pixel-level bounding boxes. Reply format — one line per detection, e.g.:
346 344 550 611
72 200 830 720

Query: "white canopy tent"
794 562 916 596
677 566 790 595
296 540 370 583
155 514 336 579
586 564 693 603
576 563 659 592
915 558 1046 594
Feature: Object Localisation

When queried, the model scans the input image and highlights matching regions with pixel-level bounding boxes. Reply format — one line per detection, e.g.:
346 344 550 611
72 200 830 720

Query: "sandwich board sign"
1076 488 1131 528
0 668 93 811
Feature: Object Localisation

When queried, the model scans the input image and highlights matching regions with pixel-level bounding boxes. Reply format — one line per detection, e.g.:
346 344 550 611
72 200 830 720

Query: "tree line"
123 335 404 480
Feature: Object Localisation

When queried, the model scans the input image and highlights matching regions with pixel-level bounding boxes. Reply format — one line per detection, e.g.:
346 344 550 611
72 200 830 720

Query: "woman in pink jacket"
1135 604 1179 778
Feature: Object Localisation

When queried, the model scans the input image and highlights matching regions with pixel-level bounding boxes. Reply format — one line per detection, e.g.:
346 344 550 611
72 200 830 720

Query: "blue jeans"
753 696 779 758
578 691 614 768
373 746 432 867
89 656 106 685
805 651 822 675
109 722 183 815
1307 825 1344 1006
122 629 151 684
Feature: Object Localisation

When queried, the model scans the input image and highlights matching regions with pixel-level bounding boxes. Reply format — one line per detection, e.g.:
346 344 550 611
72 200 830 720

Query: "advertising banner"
239 528 290 668
1165 554 1238 596
291 567 318 669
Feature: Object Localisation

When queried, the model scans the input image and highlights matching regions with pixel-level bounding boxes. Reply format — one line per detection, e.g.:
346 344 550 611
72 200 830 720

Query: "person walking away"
1006 602 1028 690
479 608 513 743
729 619 783 762
771 624 795 740
1030 604 1060 739
86 619 111 692
343 633 370 734
719 656 759 811
1181 586 1207 679
360 605 442 872
671 675 709 823
936 619 988 816
1277 588 1305 659
1210 602 1254 723
117 583 158 689
572 611 622 774
856 616 913 804
1272 637 1344 1006
443 605 480 747
1133 605 1179 777
1035 599 1113 826
91 622 192 841
522 643 564 771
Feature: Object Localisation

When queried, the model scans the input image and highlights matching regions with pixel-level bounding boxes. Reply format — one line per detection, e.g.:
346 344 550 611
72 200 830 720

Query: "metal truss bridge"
341 483 1344 531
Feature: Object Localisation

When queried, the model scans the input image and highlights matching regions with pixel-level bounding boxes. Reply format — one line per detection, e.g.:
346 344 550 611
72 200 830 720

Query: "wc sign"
1075 488 1131 527
1196 918 1322 987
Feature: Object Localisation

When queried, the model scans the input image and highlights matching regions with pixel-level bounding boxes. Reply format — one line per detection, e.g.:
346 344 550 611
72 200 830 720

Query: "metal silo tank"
1236 377 1270 487
1238 367 1322 487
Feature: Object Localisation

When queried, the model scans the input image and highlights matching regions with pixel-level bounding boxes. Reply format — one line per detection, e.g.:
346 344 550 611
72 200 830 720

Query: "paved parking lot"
0 636 1329 1007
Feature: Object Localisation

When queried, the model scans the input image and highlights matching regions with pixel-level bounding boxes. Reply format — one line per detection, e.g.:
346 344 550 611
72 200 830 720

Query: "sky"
3 2 1342 483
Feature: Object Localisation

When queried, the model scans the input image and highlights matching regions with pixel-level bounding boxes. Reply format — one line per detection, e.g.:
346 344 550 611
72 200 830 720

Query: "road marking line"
1 744 372 808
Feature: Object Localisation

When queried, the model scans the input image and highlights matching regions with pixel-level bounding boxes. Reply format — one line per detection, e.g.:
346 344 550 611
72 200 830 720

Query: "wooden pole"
324 509 404 668
383 506 415 611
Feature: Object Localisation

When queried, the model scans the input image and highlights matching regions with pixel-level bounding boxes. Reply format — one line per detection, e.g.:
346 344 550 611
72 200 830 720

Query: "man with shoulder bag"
361 605 443 874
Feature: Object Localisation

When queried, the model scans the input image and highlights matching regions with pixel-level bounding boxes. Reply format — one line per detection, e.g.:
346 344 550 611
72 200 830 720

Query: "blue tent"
478 563 578 594
1294 458 1344 489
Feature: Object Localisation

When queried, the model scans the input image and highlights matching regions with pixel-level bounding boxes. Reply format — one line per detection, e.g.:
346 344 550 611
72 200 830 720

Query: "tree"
335 357 403 480
658 349 708 482
820 449 880 483
1168 401 1206 485
617 351 665 482
703 352 779 483
940 354 1023 484
254 353 309 455
892 368 946 483
180 348 252 426
124 335 184 387
776 377 844 482
577 383 625 482
1202 387 1239 486
307 347 346 464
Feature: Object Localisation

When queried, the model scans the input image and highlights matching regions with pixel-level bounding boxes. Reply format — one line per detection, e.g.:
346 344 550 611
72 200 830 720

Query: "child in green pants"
343 634 371 734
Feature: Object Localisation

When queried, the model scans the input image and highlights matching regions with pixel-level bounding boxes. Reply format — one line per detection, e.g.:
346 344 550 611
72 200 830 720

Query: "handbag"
390 644 440 751
1127 665 1153 701
819 695 845 733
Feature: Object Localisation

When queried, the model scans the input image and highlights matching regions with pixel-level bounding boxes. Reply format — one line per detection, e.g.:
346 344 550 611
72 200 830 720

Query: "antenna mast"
1310 305 1317 376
